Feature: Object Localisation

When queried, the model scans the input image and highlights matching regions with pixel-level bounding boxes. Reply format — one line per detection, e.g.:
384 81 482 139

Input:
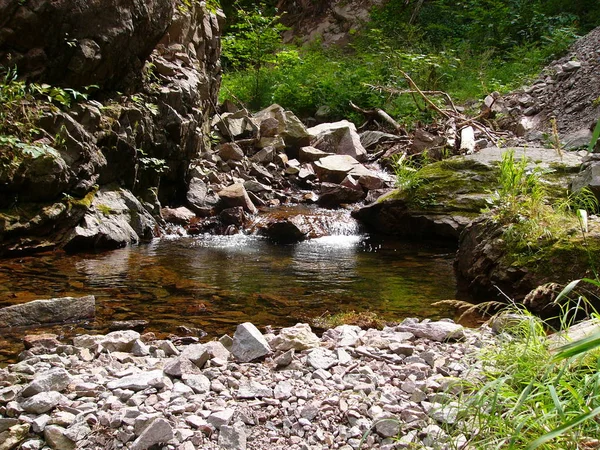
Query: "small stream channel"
0 208 466 363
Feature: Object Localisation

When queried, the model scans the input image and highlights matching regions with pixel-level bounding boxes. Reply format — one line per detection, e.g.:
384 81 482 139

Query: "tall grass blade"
553 330 600 360
547 385 564 419
588 119 600 153
527 406 600 449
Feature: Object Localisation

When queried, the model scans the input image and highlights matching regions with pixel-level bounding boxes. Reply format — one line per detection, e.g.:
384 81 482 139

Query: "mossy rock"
353 147 582 240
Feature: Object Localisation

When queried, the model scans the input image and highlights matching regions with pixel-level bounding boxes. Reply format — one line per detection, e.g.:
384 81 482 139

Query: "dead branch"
366 74 510 146
349 101 405 133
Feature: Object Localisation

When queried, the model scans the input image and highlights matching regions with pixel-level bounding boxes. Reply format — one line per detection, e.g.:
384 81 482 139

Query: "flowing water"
0 208 465 363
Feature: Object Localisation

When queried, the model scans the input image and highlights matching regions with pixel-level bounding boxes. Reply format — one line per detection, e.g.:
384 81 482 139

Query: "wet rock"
360 130 402 150
313 154 371 184
0 296 95 328
308 120 367 161
64 188 157 251
258 215 311 243
231 323 272 362
217 183 258 215
22 334 61 351
161 207 196 225
317 182 366 207
186 177 220 217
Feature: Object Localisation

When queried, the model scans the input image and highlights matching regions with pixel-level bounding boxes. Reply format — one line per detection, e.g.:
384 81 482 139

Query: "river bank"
0 319 492 450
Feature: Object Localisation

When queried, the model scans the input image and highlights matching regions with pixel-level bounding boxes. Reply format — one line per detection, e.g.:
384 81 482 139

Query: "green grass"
448 307 600 449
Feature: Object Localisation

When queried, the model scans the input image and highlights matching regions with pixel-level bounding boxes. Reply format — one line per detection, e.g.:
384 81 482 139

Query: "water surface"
0 227 463 363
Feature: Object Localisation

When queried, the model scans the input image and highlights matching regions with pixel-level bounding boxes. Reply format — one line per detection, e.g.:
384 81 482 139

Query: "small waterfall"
247 205 362 240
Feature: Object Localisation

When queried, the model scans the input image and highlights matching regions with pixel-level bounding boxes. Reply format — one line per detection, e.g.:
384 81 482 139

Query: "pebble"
0 319 496 449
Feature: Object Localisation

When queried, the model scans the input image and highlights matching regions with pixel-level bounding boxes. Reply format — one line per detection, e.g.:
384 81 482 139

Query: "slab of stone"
106 370 166 391
182 373 211 394
230 323 272 362
22 368 72 397
163 357 202 378
397 321 465 342
21 391 66 414
237 381 273 399
0 296 95 328
307 348 338 370
218 183 258 215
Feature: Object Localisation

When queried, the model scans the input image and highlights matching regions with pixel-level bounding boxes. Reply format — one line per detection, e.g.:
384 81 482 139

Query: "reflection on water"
0 229 465 363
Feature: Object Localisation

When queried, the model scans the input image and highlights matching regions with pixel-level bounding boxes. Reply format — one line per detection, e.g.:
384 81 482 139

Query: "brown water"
0 214 464 363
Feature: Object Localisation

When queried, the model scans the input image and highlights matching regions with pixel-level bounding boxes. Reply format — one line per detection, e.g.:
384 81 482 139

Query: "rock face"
0 319 498 450
455 215 600 307
0 1 222 256
0 296 95 328
0 0 174 89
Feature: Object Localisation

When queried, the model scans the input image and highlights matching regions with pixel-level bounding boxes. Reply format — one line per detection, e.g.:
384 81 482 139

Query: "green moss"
66 185 99 211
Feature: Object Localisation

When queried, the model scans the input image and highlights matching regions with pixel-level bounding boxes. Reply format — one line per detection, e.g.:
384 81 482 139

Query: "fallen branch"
349 101 405 134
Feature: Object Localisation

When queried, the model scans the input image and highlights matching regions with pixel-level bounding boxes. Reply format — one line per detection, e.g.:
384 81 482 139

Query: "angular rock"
308 120 367 161
43 425 75 450
218 142 245 161
270 323 320 351
0 423 30 450
101 330 141 352
64 188 157 251
186 177 220 217
180 344 210 368
22 334 61 351
306 348 338 370
0 296 95 328
22 368 72 397
163 357 202 378
106 370 166 391
207 409 234 430
161 206 196 225
182 373 211 394
237 381 273 399
218 421 247 450
299 146 333 163
317 182 366 207
131 418 173 450
397 321 465 342
217 184 258 214
230 323 272 362
21 391 66 414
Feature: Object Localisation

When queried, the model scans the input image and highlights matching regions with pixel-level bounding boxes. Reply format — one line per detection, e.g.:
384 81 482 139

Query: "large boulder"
217 184 258 215
253 105 311 152
353 147 581 240
64 188 158 251
0 295 95 328
0 0 175 89
308 120 367 162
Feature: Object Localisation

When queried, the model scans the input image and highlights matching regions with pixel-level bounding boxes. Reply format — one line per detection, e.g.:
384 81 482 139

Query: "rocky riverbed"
0 319 494 450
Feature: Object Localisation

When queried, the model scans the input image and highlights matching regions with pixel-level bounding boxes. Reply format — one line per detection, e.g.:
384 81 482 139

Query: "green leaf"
553 330 600 360
588 119 600 153
527 406 600 449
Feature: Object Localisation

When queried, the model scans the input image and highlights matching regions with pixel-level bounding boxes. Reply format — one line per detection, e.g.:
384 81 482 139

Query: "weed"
393 154 424 191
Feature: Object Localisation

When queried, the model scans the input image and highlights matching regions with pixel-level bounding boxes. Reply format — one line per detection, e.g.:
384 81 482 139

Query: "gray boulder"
21 391 66 414
230 323 272 362
22 368 72 398
0 296 95 328
64 188 157 251
308 120 367 161
131 418 174 450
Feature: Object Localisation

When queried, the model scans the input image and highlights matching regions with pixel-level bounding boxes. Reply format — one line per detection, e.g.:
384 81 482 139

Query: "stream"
0 209 466 364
